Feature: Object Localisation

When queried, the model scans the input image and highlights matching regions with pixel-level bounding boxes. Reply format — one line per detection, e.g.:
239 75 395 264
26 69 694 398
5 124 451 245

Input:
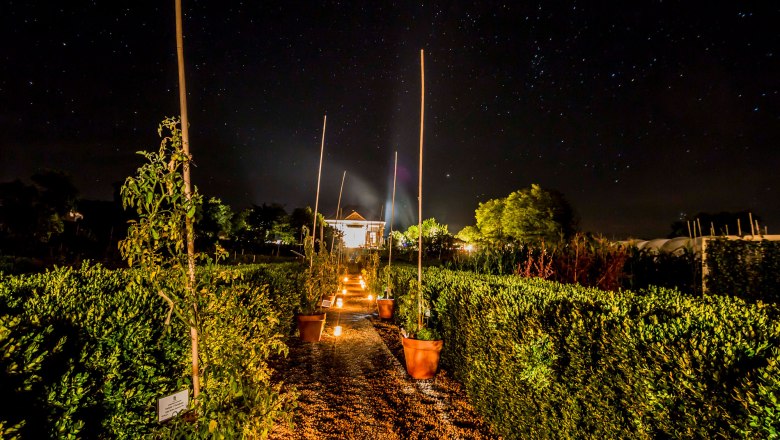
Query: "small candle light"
334 325 342 336
336 297 343 308
342 288 347 295
343 276 349 282
367 294 373 301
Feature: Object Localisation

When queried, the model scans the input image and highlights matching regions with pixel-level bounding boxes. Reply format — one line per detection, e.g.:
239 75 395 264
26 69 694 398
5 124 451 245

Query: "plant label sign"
158 389 188 422
321 299 332 308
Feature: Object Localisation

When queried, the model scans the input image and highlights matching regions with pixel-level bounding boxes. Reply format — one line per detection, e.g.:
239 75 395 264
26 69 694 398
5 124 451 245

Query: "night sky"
2 1 778 239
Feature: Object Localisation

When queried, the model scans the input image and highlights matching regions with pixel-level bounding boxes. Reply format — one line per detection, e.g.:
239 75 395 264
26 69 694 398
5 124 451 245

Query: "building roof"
343 211 366 221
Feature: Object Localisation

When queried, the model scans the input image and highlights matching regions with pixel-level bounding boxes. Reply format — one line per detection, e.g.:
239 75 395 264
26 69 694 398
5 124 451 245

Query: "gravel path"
269 276 499 439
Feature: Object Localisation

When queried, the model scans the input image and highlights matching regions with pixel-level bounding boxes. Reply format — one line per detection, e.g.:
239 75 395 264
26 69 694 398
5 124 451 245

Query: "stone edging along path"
269 276 500 440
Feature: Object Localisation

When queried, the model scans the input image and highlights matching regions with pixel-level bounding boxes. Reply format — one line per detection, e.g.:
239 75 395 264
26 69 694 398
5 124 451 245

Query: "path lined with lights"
269 275 498 439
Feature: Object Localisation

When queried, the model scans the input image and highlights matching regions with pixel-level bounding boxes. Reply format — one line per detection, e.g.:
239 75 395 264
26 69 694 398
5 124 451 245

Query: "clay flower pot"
376 298 395 319
296 313 326 342
402 336 443 379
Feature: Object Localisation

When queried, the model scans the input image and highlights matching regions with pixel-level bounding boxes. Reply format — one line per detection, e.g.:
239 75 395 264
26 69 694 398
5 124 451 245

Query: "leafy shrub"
0 261 302 439
387 265 780 438
706 238 780 303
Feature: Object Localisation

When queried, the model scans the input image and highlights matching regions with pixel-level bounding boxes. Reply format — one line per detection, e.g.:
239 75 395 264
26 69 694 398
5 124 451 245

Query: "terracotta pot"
376 298 395 319
296 313 326 342
402 336 443 379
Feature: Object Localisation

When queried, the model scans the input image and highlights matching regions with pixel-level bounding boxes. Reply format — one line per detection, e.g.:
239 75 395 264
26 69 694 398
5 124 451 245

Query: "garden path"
269 275 499 440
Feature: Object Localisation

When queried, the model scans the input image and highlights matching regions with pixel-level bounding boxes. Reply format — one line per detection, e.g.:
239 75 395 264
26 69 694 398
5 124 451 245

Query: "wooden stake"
174 0 200 400
388 151 398 298
697 218 703 238
738 218 742 236
687 221 692 239
749 212 755 236
331 171 346 254
417 49 425 332
312 115 327 266
710 222 715 237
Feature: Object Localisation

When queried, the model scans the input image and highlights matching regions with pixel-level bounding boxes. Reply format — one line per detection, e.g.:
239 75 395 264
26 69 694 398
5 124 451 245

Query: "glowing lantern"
342 288 347 295
367 294 374 301
334 325 343 336
343 276 349 282
336 297 343 308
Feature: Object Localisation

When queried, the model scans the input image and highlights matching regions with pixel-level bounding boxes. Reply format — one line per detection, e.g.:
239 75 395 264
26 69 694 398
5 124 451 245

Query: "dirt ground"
269 276 500 440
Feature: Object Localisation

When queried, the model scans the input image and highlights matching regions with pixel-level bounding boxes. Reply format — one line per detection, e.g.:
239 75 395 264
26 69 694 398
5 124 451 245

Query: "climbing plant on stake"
174 0 201 400
118 117 205 401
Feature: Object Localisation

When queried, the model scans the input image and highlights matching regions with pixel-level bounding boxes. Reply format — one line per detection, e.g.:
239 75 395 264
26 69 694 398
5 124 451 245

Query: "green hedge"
389 266 780 439
706 238 780 303
0 262 303 439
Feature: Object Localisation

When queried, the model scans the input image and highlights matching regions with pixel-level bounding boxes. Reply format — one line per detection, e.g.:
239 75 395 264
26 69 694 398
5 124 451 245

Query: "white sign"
321 299 332 308
158 389 189 422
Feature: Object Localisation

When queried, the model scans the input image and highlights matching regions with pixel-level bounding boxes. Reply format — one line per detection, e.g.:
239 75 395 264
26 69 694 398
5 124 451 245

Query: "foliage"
0 171 78 251
116 117 298 437
623 245 698 295
452 234 630 291
299 229 339 314
0 262 302 439
394 278 440 340
386 265 780 439
359 251 381 296
473 198 506 244
705 238 780 303
196 197 234 246
161 268 298 438
459 184 577 246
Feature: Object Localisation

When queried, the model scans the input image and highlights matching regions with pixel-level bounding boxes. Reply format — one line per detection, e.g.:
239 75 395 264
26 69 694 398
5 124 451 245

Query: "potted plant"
296 230 338 342
397 278 443 379
377 151 399 319
399 49 443 379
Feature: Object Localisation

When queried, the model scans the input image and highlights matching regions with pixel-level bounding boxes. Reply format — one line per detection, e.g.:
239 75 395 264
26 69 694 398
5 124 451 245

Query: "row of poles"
686 212 768 240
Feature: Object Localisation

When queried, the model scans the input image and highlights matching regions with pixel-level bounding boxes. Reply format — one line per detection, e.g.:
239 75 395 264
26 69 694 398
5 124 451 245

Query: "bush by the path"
389 266 780 439
0 262 303 438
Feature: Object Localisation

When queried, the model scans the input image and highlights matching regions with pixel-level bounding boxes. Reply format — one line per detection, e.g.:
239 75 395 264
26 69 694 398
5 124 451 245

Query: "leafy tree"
247 203 288 243
460 184 577 246
455 225 481 243
197 197 233 245
474 198 505 243
398 218 452 258
501 184 576 243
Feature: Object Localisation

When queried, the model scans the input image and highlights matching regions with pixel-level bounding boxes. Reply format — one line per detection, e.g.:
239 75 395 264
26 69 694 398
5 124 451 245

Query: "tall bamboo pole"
174 0 199 399
387 151 398 298
331 170 346 254
417 49 425 332
311 115 327 267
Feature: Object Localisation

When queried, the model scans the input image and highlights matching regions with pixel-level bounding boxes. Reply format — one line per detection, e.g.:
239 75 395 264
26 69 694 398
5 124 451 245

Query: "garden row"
387 265 780 439
0 262 304 439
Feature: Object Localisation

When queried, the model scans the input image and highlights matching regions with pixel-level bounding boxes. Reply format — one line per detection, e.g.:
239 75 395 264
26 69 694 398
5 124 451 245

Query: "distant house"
326 210 385 249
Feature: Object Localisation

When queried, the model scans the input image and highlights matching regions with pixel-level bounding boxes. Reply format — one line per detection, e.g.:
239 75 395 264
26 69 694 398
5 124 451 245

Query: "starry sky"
2 1 778 238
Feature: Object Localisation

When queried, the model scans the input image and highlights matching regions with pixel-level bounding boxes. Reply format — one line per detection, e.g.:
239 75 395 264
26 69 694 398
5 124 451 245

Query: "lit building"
326 210 385 249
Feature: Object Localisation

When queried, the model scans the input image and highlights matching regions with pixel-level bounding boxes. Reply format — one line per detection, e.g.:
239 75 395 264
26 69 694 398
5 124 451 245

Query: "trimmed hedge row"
0 262 303 439
389 266 780 439
706 238 780 303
